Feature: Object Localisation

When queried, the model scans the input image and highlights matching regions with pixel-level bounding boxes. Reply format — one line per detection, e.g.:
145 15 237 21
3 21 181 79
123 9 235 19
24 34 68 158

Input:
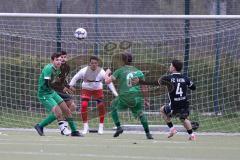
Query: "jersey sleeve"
100 68 106 80
186 77 196 90
112 69 120 80
43 66 52 80
69 68 84 86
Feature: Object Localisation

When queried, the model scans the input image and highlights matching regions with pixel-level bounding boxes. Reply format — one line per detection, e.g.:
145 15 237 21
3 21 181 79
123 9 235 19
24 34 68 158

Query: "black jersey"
51 62 70 93
160 73 196 108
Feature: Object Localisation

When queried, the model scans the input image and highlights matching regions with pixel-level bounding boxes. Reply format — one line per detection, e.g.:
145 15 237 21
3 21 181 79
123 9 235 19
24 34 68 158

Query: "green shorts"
111 94 144 118
38 92 64 112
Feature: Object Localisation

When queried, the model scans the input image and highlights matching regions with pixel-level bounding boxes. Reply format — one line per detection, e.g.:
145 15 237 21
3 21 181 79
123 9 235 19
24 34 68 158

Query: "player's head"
60 51 68 64
51 52 62 68
122 52 133 65
89 55 99 71
170 59 183 73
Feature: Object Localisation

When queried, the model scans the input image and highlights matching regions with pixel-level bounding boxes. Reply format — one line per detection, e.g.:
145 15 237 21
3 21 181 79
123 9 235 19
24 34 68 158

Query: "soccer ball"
74 28 87 39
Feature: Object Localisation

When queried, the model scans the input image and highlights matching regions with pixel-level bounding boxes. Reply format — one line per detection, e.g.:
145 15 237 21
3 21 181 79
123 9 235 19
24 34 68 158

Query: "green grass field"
0 130 239 160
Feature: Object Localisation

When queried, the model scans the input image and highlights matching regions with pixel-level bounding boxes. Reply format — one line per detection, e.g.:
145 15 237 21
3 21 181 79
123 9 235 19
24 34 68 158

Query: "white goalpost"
0 13 239 133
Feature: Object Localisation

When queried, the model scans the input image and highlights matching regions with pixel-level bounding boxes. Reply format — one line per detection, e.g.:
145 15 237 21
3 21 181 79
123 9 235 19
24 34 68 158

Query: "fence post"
213 0 221 114
94 0 99 55
183 0 190 77
56 0 62 52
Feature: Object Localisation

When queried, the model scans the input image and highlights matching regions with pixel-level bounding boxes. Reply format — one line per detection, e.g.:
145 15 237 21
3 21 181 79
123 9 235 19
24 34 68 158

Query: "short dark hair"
171 59 183 72
51 52 61 61
89 55 99 62
60 51 67 55
122 52 133 65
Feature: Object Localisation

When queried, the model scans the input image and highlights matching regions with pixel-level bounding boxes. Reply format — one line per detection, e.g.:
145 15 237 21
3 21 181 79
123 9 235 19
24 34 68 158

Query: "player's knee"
81 98 89 108
69 103 76 112
110 100 117 110
52 106 63 119
179 115 188 122
162 105 172 117
59 104 72 117
160 106 165 113
111 108 118 115
66 100 76 112
137 111 144 119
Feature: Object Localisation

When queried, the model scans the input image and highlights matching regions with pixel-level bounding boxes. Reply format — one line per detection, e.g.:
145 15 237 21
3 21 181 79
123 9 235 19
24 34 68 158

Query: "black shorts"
163 104 189 119
56 92 73 102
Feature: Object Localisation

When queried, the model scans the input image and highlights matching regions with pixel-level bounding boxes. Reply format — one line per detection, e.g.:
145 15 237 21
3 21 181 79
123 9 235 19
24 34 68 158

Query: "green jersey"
37 64 61 96
112 65 144 96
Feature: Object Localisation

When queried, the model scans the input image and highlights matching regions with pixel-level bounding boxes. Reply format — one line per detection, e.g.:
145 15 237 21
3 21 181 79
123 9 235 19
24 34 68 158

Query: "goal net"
0 14 239 133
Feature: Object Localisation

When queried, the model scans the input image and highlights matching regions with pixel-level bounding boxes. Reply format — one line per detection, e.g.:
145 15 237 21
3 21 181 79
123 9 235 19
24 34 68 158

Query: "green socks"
38 113 77 132
139 114 150 133
111 109 121 127
66 117 77 132
39 113 56 127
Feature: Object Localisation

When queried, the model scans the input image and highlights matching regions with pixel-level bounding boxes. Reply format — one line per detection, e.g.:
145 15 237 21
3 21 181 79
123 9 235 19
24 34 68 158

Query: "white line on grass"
0 151 210 160
0 141 189 148
1 141 239 150
1 128 240 136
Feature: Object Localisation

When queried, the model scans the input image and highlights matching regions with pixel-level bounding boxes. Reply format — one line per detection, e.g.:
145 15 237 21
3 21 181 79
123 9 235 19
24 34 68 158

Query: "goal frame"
1 13 240 19
0 13 239 133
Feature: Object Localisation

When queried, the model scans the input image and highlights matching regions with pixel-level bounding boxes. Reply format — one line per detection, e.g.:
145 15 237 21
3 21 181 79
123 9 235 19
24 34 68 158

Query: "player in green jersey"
105 52 153 139
34 52 81 136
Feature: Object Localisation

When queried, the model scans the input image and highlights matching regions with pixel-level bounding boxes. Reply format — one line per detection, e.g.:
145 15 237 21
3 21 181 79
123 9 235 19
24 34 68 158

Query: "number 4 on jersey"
176 83 183 97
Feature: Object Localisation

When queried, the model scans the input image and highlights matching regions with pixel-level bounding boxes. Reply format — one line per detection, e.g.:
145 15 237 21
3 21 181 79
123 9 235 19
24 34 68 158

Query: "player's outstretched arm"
103 68 118 96
188 82 196 90
107 82 118 97
132 78 160 86
69 69 83 87
187 78 196 90
189 84 196 90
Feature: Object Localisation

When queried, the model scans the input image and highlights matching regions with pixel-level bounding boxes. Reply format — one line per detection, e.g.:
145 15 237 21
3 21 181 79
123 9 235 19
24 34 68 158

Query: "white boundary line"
0 151 205 160
1 128 240 136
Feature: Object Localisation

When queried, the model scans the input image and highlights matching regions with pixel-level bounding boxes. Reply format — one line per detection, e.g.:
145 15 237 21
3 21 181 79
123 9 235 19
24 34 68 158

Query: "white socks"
98 123 104 134
82 123 104 134
82 123 89 134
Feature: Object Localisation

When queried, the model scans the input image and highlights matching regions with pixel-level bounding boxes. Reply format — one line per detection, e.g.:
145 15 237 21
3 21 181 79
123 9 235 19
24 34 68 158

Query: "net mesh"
0 16 239 132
